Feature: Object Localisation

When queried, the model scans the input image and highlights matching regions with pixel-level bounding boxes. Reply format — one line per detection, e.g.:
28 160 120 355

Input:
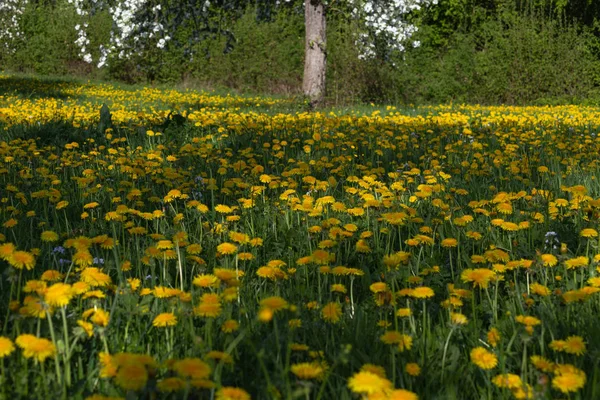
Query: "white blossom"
2 0 435 66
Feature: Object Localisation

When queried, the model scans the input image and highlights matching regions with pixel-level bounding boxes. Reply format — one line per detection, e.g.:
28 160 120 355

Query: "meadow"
1 74 600 400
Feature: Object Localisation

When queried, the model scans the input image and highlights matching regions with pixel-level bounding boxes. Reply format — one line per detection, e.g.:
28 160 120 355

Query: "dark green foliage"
4 0 600 104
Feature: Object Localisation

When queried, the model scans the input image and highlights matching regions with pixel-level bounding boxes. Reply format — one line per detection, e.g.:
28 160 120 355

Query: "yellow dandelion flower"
152 312 177 328
0 336 15 358
360 364 387 378
260 296 288 312
44 283 74 307
157 377 185 392
562 336 586 356
405 363 421 377
41 231 59 242
370 282 389 293
216 387 251 400
115 363 148 391
40 270 63 282
290 362 325 380
380 331 403 345
0 242 16 260
530 355 554 373
80 267 112 287
441 238 458 247
410 286 435 299
552 371 586 394
540 254 558 267
194 302 222 318
15 334 56 362
173 358 211 379
487 327 501 347
397 335 413 352
492 373 522 389
461 268 496 289
347 371 392 395
580 228 598 238
7 251 35 270
217 242 238 255
221 319 240 333
450 312 468 325
321 302 342 323
193 274 220 288
470 347 498 370
564 256 589 269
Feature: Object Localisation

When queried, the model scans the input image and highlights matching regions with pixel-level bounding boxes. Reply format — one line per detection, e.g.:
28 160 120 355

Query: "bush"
4 3 600 105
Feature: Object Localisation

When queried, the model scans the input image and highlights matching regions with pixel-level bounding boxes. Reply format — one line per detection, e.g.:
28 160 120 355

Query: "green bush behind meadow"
3 0 600 105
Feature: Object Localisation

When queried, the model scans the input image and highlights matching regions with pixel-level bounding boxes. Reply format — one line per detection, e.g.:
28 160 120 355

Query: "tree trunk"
303 0 326 107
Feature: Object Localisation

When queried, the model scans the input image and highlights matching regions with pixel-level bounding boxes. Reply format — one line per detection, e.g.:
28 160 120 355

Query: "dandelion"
260 296 288 312
44 283 74 307
515 315 541 327
153 312 177 327
331 283 347 294
157 377 186 392
194 302 222 318
562 336 586 356
441 238 458 247
380 330 403 345
77 320 94 337
41 231 59 242
492 373 522 389
360 364 386 377
0 336 15 358
580 228 598 238
90 309 110 327
540 254 558 267
564 256 589 269
80 268 112 287
193 274 220 288
397 334 413 352
311 249 332 265
40 270 63 282
321 302 342 323
347 371 392 395
487 327 501 347
410 286 435 299
214 205 233 214
3 218 17 228
530 283 551 296
470 347 498 370
15 334 56 362
0 243 16 260
216 387 251 400
450 312 468 325
461 268 496 289
552 370 586 393
370 282 389 293
530 355 554 373
173 358 211 379
396 308 412 317
217 242 238 255
73 251 93 267
115 364 148 391
290 362 325 380
405 363 421 376
7 251 35 270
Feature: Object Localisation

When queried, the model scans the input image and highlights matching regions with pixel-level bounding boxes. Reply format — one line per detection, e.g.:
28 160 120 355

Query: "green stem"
45 310 63 385
60 308 71 386
441 327 455 382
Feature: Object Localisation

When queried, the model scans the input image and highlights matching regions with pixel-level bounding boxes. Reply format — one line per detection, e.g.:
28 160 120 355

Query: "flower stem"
441 327 455 382
45 310 63 386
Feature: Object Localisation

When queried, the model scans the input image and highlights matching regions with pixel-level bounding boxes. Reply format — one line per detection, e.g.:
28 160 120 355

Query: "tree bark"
303 0 326 107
